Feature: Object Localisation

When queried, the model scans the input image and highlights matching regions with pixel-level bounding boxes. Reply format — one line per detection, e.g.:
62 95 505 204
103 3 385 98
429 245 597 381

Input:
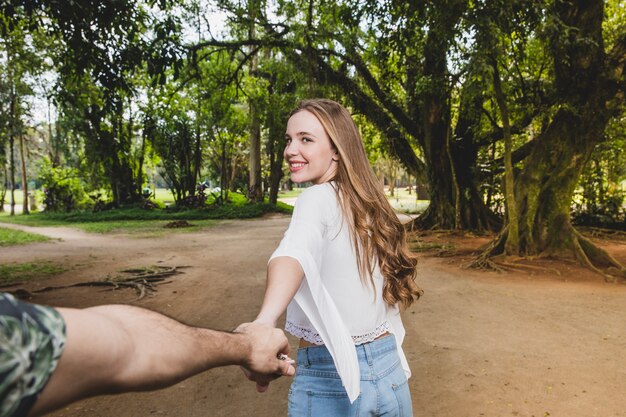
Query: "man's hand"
234 322 295 392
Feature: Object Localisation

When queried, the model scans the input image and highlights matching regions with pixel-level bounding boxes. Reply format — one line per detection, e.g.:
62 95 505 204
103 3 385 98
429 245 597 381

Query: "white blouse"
269 182 410 403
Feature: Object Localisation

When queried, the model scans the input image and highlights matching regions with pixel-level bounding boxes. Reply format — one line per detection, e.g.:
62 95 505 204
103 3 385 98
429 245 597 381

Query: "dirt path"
1 217 625 417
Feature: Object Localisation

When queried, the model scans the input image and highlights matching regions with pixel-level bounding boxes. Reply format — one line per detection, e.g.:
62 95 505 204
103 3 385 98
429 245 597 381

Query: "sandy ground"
1 215 625 417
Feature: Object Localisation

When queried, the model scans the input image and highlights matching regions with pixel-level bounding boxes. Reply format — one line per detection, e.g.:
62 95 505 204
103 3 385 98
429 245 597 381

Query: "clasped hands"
234 322 295 393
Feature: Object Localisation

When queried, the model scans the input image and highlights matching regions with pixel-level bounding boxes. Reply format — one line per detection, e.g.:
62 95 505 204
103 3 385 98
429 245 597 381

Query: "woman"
252 98 421 416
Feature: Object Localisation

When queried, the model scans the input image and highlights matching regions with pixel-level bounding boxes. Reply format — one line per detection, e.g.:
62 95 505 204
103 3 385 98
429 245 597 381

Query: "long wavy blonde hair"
291 99 422 308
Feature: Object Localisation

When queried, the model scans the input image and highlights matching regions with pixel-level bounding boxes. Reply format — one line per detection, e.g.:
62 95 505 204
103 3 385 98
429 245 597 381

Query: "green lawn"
278 185 429 214
0 261 66 286
0 226 50 246
2 191 25 205
385 188 429 214
277 188 308 199
0 192 292 234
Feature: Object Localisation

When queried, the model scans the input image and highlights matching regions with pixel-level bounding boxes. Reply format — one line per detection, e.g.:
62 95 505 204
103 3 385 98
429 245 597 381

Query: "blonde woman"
250 99 421 416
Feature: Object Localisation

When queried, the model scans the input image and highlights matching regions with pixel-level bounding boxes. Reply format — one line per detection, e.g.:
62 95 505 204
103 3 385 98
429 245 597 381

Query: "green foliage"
1 0 625 243
146 110 197 203
572 114 626 228
0 196 292 228
0 226 49 246
0 262 66 286
38 158 89 212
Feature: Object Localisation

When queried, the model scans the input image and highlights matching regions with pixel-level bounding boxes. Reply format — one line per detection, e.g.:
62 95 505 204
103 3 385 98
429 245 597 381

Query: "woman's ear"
332 151 340 162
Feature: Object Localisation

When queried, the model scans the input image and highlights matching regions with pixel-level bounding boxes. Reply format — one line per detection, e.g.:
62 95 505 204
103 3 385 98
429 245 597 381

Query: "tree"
474 0 626 277
0 11 48 215
203 0 503 229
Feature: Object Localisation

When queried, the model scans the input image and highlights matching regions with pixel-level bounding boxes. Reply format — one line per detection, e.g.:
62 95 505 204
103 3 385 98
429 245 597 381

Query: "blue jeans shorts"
288 334 413 417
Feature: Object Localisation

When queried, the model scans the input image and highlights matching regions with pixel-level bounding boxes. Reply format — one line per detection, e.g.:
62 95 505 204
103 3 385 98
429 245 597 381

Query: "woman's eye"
302 137 311 143
285 138 292 144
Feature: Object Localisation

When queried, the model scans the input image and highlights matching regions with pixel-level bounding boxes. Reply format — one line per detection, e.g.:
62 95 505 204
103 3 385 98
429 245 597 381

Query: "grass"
0 191 293 234
2 191 25 205
277 188 308 199
385 188 429 214
0 262 66 286
0 226 50 246
76 219 218 234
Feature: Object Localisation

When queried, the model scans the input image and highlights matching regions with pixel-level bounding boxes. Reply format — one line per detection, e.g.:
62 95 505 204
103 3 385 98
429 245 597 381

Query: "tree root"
571 229 626 282
9 265 188 300
577 226 626 241
491 260 562 276
465 255 507 273
465 227 507 271
467 223 625 282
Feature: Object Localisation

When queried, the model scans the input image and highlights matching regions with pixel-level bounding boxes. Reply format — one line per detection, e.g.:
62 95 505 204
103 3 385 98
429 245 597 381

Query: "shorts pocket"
391 378 412 417
306 390 360 417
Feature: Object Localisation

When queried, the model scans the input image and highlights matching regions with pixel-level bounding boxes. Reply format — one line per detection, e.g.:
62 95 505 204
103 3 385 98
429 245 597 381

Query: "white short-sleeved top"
269 182 410 402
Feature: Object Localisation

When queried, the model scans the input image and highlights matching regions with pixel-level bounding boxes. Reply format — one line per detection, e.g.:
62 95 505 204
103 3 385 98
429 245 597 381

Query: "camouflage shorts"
0 293 66 417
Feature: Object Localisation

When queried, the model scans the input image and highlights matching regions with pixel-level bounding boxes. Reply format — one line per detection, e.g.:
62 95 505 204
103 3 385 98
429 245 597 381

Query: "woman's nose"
285 141 298 156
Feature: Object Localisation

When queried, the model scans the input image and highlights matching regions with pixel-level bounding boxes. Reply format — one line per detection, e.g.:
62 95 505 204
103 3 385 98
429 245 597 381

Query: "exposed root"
577 226 626 241
571 229 625 282
492 260 562 276
465 227 507 271
467 222 625 282
10 265 187 300
465 255 507 272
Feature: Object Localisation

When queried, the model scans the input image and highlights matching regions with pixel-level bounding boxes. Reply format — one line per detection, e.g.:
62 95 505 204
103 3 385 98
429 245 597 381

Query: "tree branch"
315 46 419 140
306 50 426 177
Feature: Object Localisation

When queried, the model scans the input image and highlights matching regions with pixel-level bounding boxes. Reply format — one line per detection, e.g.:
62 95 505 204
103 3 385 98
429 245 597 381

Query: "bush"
38 158 89 212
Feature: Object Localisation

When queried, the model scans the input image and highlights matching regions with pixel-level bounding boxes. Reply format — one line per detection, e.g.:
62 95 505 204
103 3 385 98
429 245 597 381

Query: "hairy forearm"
88 305 248 391
30 305 292 416
255 256 304 327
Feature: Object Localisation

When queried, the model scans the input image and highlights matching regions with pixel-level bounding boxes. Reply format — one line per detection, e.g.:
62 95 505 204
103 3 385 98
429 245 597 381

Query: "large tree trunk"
407 9 499 232
406 0 499 232
515 110 608 257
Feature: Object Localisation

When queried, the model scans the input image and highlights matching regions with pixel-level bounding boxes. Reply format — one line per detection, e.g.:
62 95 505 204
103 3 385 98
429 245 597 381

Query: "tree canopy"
1 0 625 277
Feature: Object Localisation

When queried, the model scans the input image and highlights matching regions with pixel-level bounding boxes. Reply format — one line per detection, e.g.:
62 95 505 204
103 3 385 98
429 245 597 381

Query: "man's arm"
29 304 294 417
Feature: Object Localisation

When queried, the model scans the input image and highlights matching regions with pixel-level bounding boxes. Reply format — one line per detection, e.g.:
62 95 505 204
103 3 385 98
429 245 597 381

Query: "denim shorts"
288 335 412 417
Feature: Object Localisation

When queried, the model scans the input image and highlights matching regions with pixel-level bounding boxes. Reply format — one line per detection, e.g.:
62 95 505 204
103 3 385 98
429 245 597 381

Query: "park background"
1 0 625 416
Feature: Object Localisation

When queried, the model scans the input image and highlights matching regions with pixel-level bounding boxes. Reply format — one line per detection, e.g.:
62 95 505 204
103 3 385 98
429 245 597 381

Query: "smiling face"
284 110 338 184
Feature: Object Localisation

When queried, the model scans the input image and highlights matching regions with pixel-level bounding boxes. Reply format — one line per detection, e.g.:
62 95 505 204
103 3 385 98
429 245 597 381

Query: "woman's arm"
241 256 304 393
255 256 304 327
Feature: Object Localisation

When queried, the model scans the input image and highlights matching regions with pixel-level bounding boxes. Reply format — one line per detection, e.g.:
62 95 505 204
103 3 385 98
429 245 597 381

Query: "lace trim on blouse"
286 320 391 346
